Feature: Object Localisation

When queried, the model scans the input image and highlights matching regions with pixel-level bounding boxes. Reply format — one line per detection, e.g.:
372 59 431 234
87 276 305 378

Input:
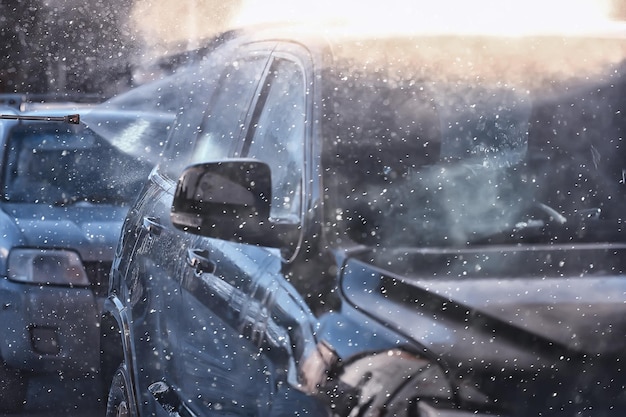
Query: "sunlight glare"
232 0 615 36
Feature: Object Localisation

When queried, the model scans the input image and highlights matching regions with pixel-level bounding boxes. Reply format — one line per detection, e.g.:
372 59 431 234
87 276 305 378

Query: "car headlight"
8 248 89 286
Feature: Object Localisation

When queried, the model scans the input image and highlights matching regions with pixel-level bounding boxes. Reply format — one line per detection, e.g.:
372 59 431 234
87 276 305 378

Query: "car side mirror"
171 159 297 248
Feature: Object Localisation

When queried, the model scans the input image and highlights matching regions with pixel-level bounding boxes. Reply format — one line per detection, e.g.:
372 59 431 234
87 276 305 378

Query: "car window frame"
243 56 307 223
241 43 316 261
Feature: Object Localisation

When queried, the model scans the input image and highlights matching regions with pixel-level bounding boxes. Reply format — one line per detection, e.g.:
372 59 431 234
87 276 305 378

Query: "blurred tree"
0 1 48 94
0 0 137 98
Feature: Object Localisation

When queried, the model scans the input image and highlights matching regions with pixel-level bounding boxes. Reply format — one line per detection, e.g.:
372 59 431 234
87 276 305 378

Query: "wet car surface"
0 99 173 413
0 374 104 417
99 23 626 417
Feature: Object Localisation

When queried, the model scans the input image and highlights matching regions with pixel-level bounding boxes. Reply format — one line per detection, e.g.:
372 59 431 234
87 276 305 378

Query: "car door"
174 45 328 416
118 45 273 416
141 44 278 416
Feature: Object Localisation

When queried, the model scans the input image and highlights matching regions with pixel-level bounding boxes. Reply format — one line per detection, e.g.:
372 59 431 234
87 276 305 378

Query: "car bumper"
0 278 102 375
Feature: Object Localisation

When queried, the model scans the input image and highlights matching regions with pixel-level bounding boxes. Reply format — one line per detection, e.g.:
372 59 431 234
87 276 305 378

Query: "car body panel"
0 280 100 372
0 103 165 379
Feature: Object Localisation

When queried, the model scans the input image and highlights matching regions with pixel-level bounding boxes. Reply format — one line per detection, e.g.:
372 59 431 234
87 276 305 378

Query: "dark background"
0 0 243 100
0 0 137 99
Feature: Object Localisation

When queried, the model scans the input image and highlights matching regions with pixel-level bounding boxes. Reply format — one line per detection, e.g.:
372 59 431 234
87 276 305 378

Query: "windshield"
2 122 152 206
323 36 626 247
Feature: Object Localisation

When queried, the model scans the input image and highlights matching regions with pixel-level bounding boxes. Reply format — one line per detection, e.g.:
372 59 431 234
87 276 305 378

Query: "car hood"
340 243 626 369
2 203 127 262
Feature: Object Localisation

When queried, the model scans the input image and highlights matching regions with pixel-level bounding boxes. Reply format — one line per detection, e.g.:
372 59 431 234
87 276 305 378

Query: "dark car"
101 24 626 417
0 96 176 411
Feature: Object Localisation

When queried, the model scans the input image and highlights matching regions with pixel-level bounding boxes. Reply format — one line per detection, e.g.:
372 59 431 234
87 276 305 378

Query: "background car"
101 24 626 417
0 93 175 412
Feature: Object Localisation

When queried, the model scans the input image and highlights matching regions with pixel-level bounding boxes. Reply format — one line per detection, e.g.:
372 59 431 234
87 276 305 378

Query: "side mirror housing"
171 159 298 248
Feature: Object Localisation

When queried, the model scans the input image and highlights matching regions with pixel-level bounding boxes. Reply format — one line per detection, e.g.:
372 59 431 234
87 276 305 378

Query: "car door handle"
186 248 216 276
142 216 162 236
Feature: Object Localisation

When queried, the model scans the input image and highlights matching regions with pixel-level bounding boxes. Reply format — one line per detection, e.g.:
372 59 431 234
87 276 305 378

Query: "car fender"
100 293 139 416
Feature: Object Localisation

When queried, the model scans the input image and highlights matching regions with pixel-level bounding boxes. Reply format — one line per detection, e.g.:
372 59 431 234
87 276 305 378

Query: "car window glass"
158 78 217 179
323 38 626 248
153 44 267 179
2 123 151 205
190 55 269 165
244 58 305 222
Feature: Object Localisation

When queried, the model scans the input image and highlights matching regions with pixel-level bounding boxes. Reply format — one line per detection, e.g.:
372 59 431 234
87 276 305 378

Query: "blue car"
0 96 174 412
102 24 626 417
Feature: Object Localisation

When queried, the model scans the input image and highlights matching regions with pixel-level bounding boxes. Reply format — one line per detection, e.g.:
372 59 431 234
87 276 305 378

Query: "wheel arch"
99 294 138 414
